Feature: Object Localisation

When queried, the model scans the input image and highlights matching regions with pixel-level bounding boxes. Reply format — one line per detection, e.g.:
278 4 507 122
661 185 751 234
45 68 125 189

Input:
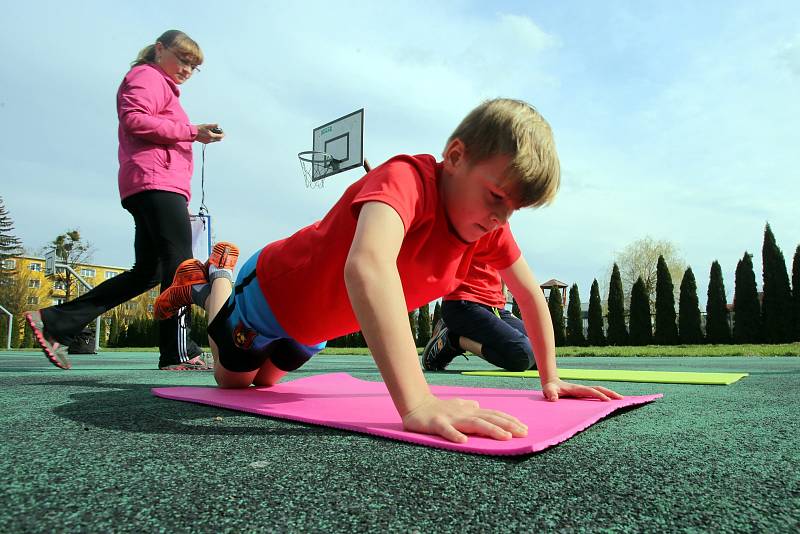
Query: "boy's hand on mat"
402 396 528 444
542 379 624 402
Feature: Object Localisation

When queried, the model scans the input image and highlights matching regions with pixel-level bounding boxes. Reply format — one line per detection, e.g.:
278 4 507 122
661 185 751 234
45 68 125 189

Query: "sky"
1 0 798 305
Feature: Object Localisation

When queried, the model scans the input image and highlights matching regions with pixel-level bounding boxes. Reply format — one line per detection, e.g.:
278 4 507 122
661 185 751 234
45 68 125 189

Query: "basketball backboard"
44 249 56 276
310 108 364 181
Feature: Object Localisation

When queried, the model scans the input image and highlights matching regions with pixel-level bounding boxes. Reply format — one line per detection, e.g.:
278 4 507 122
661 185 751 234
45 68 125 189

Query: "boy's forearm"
344 255 433 417
501 257 559 385
518 292 559 384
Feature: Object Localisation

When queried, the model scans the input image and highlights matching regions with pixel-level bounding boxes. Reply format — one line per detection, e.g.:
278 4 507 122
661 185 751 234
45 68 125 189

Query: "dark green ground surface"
1 351 798 533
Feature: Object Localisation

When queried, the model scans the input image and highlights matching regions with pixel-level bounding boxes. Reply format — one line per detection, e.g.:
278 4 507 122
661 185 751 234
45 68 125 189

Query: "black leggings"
441 300 535 371
41 190 200 365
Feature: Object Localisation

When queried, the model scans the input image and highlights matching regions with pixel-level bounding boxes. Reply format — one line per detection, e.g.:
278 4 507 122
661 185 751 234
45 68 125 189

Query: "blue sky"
1 1 797 305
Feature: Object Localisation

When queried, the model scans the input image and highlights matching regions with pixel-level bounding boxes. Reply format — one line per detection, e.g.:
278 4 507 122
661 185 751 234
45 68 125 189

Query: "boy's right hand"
401 395 528 444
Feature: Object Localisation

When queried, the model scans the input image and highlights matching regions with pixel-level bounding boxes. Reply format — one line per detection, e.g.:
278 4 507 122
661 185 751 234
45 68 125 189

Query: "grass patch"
22 343 796 357
318 343 800 357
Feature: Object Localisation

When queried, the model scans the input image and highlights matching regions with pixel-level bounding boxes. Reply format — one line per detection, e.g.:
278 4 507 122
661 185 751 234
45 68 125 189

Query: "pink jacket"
116 63 198 202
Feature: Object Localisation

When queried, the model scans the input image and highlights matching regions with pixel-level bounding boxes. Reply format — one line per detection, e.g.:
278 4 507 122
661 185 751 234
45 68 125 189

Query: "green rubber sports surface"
462 368 749 385
1 351 798 532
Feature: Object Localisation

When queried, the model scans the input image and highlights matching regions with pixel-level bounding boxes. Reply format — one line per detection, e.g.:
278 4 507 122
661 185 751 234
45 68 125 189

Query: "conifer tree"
547 288 566 346
761 224 793 343
98 317 108 348
587 279 606 346
408 311 417 346
0 316 8 349
678 267 703 344
0 197 24 305
416 303 432 347
116 323 129 348
654 255 678 345
733 252 761 343
20 318 34 348
706 260 731 344
628 277 652 345
792 245 800 342
0 196 24 267
566 284 585 346
190 310 209 348
511 297 521 320
108 315 121 347
606 263 628 345
11 316 25 348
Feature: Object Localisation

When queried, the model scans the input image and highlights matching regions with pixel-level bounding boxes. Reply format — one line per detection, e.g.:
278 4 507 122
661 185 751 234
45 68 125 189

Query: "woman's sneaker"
160 354 214 371
25 310 71 370
154 259 207 320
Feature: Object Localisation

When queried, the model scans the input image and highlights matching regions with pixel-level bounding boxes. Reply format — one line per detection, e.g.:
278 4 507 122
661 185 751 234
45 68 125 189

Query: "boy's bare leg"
253 360 287 387
205 278 260 388
204 277 288 388
458 336 483 358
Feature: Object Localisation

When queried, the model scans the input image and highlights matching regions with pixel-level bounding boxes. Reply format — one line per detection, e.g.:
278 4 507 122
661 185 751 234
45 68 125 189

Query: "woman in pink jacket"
26 30 223 370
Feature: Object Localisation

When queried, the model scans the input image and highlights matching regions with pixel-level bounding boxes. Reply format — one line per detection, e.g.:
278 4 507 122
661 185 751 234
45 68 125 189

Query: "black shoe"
421 321 462 371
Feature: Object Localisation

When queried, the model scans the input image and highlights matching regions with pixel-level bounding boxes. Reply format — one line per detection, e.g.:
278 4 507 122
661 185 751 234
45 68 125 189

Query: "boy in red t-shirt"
156 98 623 444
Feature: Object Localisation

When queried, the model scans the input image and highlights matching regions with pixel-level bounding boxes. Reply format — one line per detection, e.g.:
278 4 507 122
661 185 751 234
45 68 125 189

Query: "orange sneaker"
206 241 239 271
154 259 207 320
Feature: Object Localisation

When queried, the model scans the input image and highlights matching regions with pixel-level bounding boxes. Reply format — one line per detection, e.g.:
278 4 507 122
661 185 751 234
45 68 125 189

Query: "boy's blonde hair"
132 30 204 68
446 98 560 208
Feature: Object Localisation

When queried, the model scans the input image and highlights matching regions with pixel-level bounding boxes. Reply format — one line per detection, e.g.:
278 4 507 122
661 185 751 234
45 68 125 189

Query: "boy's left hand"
542 379 624 402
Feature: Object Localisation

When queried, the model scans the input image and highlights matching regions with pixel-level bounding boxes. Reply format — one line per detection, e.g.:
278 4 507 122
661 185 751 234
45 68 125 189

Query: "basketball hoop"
298 151 340 188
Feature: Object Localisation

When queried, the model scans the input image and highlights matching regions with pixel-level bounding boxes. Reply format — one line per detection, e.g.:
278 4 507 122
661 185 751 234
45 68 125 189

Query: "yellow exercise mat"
462 368 748 385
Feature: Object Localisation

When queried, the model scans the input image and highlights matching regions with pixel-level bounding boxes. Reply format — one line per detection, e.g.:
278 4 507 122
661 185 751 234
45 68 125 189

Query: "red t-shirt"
256 154 521 345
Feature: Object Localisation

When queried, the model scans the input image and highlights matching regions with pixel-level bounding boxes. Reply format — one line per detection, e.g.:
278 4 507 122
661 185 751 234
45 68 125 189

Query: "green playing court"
1 351 798 532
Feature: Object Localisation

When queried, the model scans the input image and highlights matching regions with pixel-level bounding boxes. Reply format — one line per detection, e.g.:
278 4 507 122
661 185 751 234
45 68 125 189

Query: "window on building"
52 298 65 305
81 268 96 278
27 296 39 305
54 281 67 290
147 304 154 312
148 289 158 298
1 259 16 269
56 267 66 275
29 263 42 272
28 279 41 288
105 271 118 280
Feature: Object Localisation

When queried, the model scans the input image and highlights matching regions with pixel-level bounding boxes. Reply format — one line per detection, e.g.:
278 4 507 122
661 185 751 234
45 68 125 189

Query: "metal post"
60 264 101 353
0 304 12 350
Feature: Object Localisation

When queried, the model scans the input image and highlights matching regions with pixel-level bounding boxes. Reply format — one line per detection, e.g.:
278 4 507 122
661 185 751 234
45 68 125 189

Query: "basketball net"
299 151 339 189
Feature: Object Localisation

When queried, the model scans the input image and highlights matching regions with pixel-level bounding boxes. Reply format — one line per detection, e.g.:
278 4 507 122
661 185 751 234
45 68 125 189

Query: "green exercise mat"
462 368 748 385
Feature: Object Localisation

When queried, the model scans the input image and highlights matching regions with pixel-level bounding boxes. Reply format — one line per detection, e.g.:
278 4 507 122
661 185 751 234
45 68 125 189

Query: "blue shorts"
207 252 326 372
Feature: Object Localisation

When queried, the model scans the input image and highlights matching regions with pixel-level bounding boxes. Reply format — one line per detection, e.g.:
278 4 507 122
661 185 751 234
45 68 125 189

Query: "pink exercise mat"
152 373 662 456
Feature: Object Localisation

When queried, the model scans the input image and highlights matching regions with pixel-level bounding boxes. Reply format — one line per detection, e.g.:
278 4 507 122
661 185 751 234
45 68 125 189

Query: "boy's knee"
214 370 255 389
501 340 535 372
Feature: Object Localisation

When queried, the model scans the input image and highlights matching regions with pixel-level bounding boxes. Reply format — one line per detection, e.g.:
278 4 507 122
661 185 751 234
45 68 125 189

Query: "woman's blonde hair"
446 98 560 208
132 30 203 68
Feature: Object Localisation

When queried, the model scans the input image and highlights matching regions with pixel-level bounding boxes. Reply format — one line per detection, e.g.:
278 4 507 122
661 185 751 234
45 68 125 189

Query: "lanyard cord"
199 144 209 216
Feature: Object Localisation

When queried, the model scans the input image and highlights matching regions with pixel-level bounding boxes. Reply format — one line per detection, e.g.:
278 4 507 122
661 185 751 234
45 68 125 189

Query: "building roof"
540 279 568 288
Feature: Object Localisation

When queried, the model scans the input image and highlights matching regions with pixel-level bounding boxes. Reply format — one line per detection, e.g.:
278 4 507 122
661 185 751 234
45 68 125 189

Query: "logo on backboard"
233 323 257 350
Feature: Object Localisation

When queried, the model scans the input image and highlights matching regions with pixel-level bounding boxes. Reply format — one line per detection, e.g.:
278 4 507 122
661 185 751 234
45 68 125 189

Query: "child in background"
422 259 535 372
156 98 622 444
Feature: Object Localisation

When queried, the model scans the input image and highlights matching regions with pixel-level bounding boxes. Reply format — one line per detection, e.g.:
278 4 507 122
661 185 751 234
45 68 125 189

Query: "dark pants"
441 300 535 371
41 191 200 366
